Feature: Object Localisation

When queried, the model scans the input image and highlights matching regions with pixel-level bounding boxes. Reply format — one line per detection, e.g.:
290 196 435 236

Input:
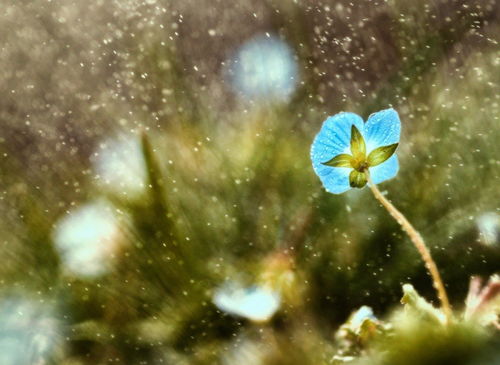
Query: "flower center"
351 153 369 172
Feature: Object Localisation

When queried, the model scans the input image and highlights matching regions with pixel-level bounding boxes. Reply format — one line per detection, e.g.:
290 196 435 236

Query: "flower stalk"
367 174 453 324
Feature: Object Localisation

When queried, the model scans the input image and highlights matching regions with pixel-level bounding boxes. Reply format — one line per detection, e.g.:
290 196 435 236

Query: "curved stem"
367 175 452 324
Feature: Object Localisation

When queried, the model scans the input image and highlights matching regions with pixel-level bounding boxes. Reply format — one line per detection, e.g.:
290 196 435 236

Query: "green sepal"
350 125 366 157
322 153 353 167
349 170 367 188
367 143 398 166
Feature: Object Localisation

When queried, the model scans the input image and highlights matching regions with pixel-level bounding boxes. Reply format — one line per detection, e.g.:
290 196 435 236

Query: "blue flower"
310 108 401 194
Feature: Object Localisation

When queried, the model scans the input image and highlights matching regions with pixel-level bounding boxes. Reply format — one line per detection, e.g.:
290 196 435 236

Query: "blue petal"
311 112 364 194
364 108 401 153
315 166 351 194
369 154 399 184
311 112 365 158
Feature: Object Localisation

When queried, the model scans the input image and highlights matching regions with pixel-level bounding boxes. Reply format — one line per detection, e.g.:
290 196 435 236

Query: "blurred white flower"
229 34 299 101
476 212 499 246
93 135 147 196
349 306 377 330
213 282 281 322
0 296 62 365
53 201 123 278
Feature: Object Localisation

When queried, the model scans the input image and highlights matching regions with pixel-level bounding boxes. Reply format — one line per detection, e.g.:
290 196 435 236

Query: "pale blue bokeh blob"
53 201 121 278
93 135 147 196
476 212 500 246
311 108 401 193
213 282 281 322
0 297 61 365
230 34 298 101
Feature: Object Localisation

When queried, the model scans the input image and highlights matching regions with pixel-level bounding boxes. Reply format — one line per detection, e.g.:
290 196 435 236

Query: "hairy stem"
367 175 452 324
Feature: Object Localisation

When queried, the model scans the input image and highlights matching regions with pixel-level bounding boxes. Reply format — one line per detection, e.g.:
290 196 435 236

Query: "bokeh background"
0 0 499 364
